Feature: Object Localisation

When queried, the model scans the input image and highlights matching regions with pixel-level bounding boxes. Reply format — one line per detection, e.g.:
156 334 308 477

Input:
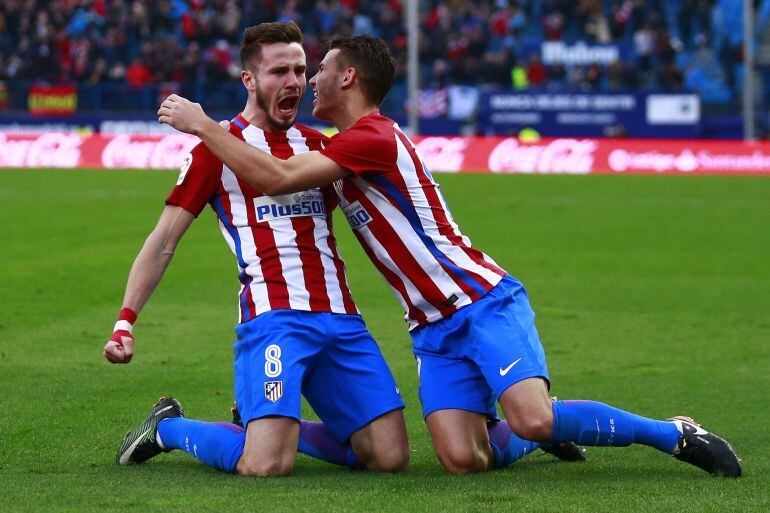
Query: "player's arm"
157 94 349 195
103 205 194 364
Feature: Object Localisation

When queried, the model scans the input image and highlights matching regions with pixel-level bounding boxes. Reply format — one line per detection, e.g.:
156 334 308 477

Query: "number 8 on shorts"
264 344 282 378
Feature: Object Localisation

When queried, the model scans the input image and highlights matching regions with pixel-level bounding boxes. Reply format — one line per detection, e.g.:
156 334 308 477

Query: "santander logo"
488 138 596 174
608 148 698 173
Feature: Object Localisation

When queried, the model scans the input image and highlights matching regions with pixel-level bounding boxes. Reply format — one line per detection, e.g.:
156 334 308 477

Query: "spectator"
87 58 108 84
0 0 755 114
125 57 153 90
526 53 548 87
542 11 565 41
584 6 612 43
585 62 603 89
659 62 685 91
547 61 568 89
512 60 529 90
610 1 634 40
634 22 655 72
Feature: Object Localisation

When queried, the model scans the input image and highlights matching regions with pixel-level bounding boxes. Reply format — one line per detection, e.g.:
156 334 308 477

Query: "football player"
106 24 408 477
158 35 741 477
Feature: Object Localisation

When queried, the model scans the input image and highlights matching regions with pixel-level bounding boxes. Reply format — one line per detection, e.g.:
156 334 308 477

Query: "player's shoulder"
186 114 244 168
293 122 331 146
187 140 221 167
351 112 400 142
358 111 396 130
331 112 397 145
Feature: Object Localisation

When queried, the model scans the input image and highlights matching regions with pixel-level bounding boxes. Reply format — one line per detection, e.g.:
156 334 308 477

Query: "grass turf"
0 169 768 512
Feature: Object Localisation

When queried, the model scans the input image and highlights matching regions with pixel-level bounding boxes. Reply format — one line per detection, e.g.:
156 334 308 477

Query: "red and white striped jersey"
166 114 358 324
320 111 507 330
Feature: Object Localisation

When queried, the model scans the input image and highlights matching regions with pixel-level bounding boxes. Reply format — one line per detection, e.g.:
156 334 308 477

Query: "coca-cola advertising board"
1 132 769 176
413 136 770 176
0 133 199 169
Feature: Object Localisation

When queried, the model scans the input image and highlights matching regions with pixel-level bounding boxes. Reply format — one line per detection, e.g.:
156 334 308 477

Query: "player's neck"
332 102 379 133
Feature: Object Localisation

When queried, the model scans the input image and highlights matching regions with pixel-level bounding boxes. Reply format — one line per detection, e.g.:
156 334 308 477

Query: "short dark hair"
324 35 395 106
240 21 303 70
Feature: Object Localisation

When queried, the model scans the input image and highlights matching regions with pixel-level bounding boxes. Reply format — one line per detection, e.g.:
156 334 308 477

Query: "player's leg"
484 276 741 476
115 396 251 472
148 311 315 476
425 409 495 473
153 414 299 476
498 377 683 451
229 398 360 468
348 409 409 472
236 417 298 476
413 350 539 474
231 310 342 475
224 311 382 469
303 313 408 472
485 276 684 452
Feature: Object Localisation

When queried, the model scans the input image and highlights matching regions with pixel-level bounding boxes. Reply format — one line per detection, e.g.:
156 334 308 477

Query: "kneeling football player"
105 23 408 476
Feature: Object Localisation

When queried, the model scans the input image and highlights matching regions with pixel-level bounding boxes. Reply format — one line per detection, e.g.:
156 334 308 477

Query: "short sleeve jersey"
320 111 506 330
166 114 357 323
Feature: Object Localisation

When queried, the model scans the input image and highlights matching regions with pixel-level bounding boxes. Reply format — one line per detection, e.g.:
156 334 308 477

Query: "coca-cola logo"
415 137 468 173
0 133 83 167
488 138 596 174
102 134 198 169
27 133 83 167
0 134 32 166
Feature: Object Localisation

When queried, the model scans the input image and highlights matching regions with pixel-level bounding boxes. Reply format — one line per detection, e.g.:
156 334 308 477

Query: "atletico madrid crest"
264 381 283 402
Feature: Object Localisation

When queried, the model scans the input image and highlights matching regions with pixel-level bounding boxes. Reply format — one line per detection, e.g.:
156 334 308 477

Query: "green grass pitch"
0 169 768 512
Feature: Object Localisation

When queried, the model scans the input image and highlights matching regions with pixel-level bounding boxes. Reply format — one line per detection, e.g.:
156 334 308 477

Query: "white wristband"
113 320 134 334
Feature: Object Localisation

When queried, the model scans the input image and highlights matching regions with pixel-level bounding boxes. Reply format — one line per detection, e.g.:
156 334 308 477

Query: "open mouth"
278 96 299 115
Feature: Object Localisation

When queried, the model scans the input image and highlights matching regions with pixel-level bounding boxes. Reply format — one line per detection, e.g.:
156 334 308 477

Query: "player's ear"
340 67 356 90
241 70 256 92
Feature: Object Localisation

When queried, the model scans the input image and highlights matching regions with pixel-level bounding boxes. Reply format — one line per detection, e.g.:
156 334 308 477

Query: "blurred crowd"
0 0 767 103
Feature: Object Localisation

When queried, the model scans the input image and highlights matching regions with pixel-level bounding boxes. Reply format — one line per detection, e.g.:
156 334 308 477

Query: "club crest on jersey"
177 154 193 185
264 381 283 402
253 190 326 222
342 200 373 229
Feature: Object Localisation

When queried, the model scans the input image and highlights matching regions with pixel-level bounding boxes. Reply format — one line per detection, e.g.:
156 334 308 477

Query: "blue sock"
158 418 360 472
551 400 680 453
157 418 245 473
487 420 540 469
298 420 360 469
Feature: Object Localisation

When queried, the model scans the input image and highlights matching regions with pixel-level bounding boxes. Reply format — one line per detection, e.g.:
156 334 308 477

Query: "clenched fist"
157 94 210 135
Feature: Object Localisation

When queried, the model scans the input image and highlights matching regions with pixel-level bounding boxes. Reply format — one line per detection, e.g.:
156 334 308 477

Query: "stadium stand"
0 0 768 135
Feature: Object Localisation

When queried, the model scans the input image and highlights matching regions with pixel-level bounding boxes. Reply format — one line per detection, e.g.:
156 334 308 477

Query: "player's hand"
157 94 209 135
219 120 231 130
104 330 135 364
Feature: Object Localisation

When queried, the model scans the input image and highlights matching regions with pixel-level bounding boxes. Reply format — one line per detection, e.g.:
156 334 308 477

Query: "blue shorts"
233 310 404 442
411 275 549 419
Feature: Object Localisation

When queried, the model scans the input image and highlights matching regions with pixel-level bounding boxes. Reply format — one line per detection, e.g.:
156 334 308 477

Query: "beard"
255 81 295 131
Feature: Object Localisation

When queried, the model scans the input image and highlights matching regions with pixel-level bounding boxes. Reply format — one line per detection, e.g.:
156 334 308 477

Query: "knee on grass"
435 443 491 475
507 414 554 442
236 454 294 477
357 442 409 472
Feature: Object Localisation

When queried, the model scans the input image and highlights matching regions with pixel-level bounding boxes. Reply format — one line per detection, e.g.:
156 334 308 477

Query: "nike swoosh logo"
671 417 709 436
682 420 709 436
499 358 523 376
154 405 173 417
118 427 152 465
